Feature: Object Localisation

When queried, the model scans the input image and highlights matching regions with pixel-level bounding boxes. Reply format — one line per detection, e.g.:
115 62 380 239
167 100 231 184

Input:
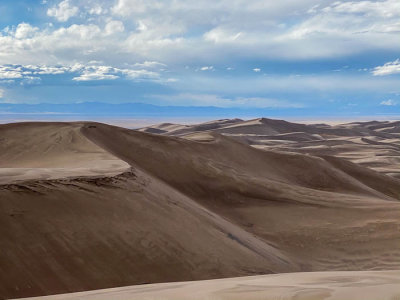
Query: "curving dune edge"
18 270 400 300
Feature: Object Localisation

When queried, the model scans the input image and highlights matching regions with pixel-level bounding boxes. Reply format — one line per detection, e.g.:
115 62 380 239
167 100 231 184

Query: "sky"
0 0 399 118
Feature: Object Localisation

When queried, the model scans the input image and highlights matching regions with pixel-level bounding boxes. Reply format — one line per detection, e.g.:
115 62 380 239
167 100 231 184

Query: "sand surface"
18 270 400 300
1 119 399 299
141 118 400 178
0 122 130 184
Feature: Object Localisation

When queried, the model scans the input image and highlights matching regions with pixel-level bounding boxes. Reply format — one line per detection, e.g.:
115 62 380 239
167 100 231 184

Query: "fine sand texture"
141 118 400 178
0 120 399 299
18 270 400 300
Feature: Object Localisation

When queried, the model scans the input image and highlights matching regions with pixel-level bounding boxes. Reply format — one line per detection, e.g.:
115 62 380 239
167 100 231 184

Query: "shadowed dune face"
82 122 400 204
0 120 399 299
0 170 295 298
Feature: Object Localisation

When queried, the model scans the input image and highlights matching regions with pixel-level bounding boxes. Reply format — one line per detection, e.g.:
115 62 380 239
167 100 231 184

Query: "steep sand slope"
0 123 297 299
1 121 399 299
82 122 399 203
82 123 400 270
18 270 400 300
0 170 296 299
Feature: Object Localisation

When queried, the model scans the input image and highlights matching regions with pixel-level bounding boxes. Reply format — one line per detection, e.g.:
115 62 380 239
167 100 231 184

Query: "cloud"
105 20 125 35
0 65 24 79
151 93 301 108
47 0 79 22
0 63 162 83
323 1 400 18
204 28 242 43
200 66 214 71
380 99 397 106
14 23 39 39
88 4 106 15
0 88 4 98
1 0 400 109
1 0 399 69
280 0 400 58
120 69 160 80
372 59 400 76
72 65 120 81
172 73 400 96
132 61 166 68
21 76 41 85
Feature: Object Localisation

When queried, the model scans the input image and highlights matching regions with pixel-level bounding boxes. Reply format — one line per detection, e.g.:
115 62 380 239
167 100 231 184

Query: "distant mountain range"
0 102 398 118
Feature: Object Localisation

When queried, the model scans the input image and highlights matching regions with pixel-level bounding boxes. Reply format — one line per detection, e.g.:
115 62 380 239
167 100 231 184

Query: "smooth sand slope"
19 270 400 300
0 122 129 184
0 120 399 299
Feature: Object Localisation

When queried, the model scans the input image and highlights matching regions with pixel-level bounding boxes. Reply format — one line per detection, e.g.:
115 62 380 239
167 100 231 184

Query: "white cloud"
380 99 397 106
21 76 41 85
132 61 166 68
120 69 159 80
47 0 79 22
0 65 24 79
72 65 118 81
324 1 400 18
14 23 38 39
105 20 125 35
281 0 400 57
0 63 162 83
88 4 105 15
372 59 400 76
253 68 261 72
200 66 214 71
204 28 242 43
0 89 4 98
0 0 399 75
72 73 119 81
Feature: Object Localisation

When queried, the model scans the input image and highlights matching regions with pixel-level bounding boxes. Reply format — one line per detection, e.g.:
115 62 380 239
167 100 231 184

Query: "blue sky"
0 0 399 117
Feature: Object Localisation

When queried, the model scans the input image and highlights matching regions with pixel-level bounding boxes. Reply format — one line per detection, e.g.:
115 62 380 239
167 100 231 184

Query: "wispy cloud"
150 93 302 108
380 99 397 106
200 66 214 71
372 59 400 76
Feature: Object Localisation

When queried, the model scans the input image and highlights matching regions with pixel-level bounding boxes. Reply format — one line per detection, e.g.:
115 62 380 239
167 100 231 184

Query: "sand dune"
1 120 399 299
142 118 400 177
138 118 243 136
18 270 400 300
0 122 130 184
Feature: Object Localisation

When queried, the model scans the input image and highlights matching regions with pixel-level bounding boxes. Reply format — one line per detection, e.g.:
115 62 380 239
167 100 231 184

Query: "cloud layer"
0 0 399 110
0 63 163 83
2 0 400 66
